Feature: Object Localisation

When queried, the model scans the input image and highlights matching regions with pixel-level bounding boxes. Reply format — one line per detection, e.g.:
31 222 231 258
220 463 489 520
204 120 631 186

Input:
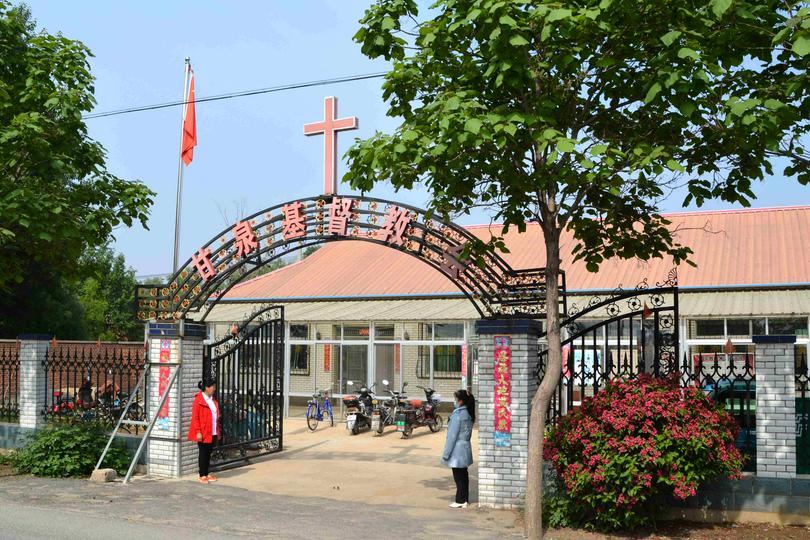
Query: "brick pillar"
18 335 50 429
146 321 205 478
753 335 796 478
475 319 541 508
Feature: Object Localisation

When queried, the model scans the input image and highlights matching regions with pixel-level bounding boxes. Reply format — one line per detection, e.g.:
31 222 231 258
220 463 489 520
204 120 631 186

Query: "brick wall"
754 335 797 478
19 338 48 429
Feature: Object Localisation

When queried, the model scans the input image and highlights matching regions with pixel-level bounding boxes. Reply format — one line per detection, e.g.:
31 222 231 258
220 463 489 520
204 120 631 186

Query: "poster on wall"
493 336 512 447
156 339 172 430
461 344 468 389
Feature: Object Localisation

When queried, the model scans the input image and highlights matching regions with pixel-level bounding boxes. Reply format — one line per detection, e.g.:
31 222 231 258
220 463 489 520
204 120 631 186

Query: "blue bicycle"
306 388 334 431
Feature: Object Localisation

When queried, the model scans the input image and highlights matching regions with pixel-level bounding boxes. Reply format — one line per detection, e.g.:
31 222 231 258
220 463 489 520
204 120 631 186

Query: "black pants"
198 435 217 477
452 467 469 504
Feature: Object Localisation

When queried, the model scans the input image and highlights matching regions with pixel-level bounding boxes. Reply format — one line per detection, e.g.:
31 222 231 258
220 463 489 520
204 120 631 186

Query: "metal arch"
136 194 562 321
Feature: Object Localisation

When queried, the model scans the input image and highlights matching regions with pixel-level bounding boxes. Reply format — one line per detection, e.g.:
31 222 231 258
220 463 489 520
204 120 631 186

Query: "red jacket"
188 391 220 443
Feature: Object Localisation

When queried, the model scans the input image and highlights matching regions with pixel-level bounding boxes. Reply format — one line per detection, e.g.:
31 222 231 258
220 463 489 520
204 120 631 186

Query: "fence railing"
0 340 20 422
42 341 147 434
797 349 810 475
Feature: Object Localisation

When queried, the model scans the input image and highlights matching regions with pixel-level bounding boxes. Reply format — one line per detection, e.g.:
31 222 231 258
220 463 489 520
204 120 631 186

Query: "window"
689 319 724 339
435 323 464 340
769 317 808 338
290 324 309 339
343 324 370 340
726 319 751 338
290 344 310 374
374 324 395 340
434 345 463 375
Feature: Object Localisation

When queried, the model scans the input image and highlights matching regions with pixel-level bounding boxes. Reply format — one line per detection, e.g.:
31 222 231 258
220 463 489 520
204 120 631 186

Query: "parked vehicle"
306 387 334 431
343 381 374 435
396 383 444 438
372 379 406 435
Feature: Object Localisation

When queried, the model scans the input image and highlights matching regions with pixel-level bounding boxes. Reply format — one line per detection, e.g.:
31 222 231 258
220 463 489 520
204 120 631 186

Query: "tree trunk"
525 228 563 540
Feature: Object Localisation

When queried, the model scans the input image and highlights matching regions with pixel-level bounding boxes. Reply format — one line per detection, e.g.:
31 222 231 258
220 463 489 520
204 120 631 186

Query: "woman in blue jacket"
441 389 475 508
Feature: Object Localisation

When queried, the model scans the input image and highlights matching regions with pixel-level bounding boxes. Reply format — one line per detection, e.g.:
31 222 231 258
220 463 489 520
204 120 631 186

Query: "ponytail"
454 389 476 423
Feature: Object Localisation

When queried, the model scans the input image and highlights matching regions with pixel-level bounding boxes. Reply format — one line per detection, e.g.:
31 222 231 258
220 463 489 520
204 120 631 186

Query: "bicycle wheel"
306 403 319 431
325 402 334 427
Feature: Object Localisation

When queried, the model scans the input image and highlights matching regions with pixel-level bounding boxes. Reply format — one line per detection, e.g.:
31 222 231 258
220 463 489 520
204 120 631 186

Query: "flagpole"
172 57 191 273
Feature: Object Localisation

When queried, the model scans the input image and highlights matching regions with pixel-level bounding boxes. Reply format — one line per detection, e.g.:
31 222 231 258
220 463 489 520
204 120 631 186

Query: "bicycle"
306 388 334 431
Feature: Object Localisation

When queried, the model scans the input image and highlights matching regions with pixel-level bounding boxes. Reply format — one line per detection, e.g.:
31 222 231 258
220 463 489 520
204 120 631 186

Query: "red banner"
493 336 512 447
157 339 172 428
324 344 331 372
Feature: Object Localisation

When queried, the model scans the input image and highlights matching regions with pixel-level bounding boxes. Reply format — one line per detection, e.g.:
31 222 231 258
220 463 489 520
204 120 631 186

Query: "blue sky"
26 1 810 276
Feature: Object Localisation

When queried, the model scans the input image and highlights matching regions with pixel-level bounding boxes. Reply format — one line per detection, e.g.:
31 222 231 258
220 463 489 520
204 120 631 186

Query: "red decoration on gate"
323 345 331 372
233 220 259 258
328 197 354 236
303 96 359 196
493 336 512 447
191 247 217 282
377 206 412 246
282 201 307 240
441 244 467 279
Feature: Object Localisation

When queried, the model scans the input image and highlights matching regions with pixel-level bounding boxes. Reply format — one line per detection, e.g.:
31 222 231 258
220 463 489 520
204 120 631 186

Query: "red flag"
181 70 196 165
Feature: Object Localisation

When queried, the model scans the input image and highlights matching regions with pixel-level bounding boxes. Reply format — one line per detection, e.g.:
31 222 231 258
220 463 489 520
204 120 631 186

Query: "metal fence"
42 341 147 433
797 348 810 474
0 340 20 422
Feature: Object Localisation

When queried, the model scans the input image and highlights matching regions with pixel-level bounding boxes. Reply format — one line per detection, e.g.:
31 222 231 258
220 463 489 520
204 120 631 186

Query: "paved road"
0 475 523 539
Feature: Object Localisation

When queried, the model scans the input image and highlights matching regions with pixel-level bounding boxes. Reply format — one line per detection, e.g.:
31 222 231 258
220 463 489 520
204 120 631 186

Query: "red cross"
303 96 358 196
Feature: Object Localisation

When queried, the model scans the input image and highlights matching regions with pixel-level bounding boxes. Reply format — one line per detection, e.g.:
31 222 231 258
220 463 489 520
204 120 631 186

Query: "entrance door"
340 345 368 394
374 344 396 389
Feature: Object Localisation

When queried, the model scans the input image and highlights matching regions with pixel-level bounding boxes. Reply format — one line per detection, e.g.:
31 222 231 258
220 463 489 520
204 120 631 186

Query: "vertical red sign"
493 336 512 447
157 339 172 428
323 344 331 372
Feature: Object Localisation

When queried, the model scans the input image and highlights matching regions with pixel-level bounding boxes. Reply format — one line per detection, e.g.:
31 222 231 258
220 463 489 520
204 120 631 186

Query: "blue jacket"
441 406 473 468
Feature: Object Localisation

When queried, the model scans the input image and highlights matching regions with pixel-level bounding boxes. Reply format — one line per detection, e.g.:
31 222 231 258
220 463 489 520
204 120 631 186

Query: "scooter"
396 383 444 438
342 380 375 435
371 379 408 436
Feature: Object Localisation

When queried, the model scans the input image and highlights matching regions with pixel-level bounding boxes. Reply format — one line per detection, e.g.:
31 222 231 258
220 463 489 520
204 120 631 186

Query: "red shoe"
206 474 218 482
199 476 209 484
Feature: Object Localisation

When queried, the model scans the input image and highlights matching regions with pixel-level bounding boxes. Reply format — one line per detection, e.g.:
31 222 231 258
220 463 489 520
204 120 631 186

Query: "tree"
78 245 142 341
0 3 154 297
347 1 808 537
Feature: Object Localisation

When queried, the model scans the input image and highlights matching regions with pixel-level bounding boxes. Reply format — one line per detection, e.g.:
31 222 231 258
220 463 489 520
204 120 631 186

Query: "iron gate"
203 306 284 468
536 275 680 421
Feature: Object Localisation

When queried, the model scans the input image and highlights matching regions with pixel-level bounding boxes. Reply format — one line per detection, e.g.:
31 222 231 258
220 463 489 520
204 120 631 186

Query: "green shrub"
544 374 744 531
12 422 131 477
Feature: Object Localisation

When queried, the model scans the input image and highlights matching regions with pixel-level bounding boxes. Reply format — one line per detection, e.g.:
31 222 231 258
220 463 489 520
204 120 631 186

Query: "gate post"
146 321 206 478
475 319 542 508
18 334 50 430
753 335 797 479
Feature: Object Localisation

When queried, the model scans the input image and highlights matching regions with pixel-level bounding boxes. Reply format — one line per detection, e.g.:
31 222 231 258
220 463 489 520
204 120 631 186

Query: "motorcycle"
371 379 409 436
342 380 375 435
396 383 444 438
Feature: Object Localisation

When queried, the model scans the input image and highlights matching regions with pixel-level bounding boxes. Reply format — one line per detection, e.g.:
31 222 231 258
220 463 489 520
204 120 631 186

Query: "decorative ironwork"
797 348 810 474
204 306 284 469
0 341 20 422
136 195 564 322
42 342 147 433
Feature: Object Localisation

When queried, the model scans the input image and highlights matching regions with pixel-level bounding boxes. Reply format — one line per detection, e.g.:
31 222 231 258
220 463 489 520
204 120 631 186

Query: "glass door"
374 344 398 392
340 345 368 394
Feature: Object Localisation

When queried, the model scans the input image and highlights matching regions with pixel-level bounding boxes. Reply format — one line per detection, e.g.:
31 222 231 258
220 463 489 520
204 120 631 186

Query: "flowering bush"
544 374 744 530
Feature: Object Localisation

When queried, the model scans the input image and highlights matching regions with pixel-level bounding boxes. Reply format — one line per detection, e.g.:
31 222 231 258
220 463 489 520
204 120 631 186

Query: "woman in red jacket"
188 378 219 483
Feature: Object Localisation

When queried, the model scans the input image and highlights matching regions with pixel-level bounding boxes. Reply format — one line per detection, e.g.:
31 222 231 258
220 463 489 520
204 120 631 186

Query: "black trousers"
198 435 217 477
452 467 469 504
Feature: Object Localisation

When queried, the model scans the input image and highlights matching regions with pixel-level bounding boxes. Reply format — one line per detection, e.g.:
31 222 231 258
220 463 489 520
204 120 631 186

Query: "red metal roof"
225 206 810 299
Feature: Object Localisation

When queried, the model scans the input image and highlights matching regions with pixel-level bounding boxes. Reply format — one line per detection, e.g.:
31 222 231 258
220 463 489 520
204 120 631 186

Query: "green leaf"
590 144 608 156
644 83 662 103
509 35 530 46
709 0 733 18
401 130 419 141
660 30 682 46
677 47 699 60
464 118 483 134
793 35 810 57
381 16 397 30
557 139 576 152
666 159 685 172
445 96 461 110
499 15 517 27
548 8 572 22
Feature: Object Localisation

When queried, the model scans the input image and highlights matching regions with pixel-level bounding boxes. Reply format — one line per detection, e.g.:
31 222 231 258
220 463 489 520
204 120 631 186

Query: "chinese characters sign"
493 336 512 447
156 339 172 430
323 344 331 372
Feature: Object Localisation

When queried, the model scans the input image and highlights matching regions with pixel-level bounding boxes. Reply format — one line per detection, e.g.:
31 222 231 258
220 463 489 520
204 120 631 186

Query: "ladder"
94 359 181 484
